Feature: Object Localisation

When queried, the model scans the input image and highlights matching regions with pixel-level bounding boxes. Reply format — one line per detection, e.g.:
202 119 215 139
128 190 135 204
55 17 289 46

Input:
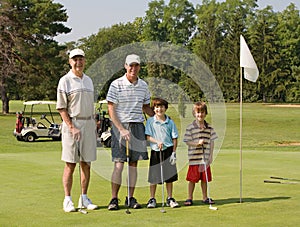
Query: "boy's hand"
157 141 163 150
198 139 204 146
170 152 176 165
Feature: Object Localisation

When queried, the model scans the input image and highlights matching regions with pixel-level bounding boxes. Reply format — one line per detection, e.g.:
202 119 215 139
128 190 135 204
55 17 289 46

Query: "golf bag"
15 112 24 133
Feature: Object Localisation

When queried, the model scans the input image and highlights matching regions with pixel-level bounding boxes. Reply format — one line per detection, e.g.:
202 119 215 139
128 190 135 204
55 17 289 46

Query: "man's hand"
70 126 81 141
120 128 130 141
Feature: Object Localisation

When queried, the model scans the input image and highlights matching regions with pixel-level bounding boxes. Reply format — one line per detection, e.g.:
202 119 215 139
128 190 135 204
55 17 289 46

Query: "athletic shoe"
78 196 98 210
146 198 157 208
108 198 119 210
166 197 179 208
63 198 76 212
125 197 142 209
202 198 215 204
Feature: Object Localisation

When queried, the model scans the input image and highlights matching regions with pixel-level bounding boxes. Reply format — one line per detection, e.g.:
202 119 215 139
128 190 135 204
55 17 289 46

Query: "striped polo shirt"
183 120 218 165
106 74 151 123
56 70 94 118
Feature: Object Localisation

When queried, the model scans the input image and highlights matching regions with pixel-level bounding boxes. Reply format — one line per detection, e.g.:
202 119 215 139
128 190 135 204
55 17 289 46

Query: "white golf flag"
240 35 259 82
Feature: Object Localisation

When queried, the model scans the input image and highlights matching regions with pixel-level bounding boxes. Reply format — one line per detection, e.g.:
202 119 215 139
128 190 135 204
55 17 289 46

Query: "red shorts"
186 165 212 183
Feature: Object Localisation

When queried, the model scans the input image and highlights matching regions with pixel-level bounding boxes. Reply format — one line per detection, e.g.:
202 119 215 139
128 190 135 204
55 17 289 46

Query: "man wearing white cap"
106 54 154 210
56 48 98 212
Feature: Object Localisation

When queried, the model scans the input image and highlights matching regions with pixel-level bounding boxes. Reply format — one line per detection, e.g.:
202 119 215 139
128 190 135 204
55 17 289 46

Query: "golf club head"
160 209 166 213
209 206 218 211
79 209 88 214
126 209 131 214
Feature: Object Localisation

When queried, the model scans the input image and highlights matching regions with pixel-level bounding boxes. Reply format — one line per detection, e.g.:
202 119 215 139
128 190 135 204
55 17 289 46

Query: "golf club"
270 176 300 182
202 146 218 211
159 149 166 213
264 180 299 185
125 140 131 214
77 140 88 214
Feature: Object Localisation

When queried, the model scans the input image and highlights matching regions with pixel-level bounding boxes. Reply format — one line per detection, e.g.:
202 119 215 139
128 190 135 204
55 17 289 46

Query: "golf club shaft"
159 149 165 212
264 180 298 184
202 146 211 201
202 146 217 210
126 140 131 214
270 176 300 182
77 141 87 214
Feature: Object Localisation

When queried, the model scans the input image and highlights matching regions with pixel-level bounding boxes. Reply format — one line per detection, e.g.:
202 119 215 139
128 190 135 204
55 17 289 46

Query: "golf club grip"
126 140 129 157
77 141 80 157
270 176 285 180
270 176 300 181
264 180 281 184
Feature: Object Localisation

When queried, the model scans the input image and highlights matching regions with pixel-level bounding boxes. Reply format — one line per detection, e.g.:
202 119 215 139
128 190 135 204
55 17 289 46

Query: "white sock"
65 196 72 201
82 194 88 200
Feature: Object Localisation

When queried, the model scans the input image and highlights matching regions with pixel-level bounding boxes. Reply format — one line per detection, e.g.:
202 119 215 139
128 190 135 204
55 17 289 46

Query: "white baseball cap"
69 48 85 59
125 54 140 65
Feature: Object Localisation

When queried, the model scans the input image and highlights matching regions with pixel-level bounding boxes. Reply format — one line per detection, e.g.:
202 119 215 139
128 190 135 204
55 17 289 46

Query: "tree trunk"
1 85 9 114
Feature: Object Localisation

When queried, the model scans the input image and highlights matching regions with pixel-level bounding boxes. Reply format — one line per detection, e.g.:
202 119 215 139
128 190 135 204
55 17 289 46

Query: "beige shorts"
61 119 97 163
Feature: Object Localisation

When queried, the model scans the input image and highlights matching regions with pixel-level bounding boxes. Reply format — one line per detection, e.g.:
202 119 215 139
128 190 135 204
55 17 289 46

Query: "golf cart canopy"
23 101 57 105
23 100 57 122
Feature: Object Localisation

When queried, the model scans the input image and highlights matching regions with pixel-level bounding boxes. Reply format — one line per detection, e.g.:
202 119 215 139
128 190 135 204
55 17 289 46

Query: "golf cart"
95 100 111 147
13 101 62 142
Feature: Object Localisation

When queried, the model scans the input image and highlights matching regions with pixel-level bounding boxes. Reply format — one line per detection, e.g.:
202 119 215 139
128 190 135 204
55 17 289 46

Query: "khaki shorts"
61 119 97 163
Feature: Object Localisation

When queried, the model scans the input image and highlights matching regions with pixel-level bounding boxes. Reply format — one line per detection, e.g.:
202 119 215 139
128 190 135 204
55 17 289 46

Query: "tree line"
1 0 299 113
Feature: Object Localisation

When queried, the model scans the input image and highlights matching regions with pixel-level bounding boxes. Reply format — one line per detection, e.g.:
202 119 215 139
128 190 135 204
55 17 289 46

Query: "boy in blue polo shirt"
145 98 179 208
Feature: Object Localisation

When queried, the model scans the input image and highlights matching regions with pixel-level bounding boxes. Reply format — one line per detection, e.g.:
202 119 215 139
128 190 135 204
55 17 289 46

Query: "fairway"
0 102 299 226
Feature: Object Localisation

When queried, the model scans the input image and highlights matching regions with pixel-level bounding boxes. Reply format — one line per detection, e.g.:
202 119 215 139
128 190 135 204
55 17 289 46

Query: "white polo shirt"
56 70 94 118
106 74 151 123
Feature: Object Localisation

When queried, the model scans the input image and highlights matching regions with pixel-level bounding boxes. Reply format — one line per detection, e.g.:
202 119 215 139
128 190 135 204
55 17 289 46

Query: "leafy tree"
275 4 300 102
178 93 186 117
141 0 166 42
247 6 281 102
163 0 196 45
79 22 141 100
0 0 70 113
0 1 22 113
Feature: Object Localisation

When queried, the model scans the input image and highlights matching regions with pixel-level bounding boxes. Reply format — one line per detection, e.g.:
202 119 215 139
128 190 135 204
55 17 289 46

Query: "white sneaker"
63 199 76 212
147 198 157 208
78 196 98 210
166 197 179 208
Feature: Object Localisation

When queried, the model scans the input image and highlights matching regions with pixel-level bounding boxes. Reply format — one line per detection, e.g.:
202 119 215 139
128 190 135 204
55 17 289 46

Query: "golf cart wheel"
24 132 36 142
52 135 61 141
16 135 23 141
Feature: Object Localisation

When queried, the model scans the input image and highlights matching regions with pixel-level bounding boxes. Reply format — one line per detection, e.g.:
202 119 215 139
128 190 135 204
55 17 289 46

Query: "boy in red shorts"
183 101 218 206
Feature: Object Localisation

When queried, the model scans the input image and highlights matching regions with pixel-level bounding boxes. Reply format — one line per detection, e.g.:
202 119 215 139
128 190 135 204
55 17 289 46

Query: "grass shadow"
211 196 291 205
176 196 290 207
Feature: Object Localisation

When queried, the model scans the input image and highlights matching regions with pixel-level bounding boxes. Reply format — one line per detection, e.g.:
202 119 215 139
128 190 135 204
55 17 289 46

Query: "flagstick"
239 67 243 203
239 35 259 204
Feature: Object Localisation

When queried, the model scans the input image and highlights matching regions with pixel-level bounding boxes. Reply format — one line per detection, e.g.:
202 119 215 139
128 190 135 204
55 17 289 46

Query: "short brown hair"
151 98 168 110
192 101 208 116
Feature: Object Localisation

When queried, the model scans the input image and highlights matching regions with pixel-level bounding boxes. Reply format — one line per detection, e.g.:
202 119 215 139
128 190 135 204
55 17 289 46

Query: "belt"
71 116 93 120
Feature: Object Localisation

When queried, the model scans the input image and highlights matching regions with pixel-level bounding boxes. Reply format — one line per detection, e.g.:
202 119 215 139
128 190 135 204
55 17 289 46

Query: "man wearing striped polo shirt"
106 54 154 210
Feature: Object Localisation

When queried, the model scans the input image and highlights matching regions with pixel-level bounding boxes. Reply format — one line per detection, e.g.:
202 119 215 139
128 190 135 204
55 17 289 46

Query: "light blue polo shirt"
145 115 178 151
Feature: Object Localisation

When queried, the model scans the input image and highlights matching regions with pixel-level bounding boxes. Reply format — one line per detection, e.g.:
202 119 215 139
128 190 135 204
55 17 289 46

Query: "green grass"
0 101 299 226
